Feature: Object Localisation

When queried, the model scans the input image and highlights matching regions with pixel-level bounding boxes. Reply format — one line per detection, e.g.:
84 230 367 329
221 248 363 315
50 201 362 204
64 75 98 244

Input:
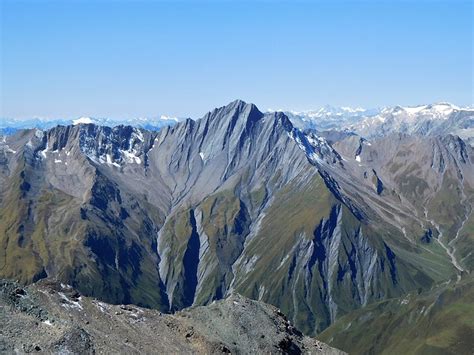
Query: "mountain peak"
229 98 250 107
73 117 95 125
204 99 263 125
224 99 262 115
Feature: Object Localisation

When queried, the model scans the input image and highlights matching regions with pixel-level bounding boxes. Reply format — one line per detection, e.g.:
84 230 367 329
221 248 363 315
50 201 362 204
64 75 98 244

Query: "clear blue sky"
1 0 472 119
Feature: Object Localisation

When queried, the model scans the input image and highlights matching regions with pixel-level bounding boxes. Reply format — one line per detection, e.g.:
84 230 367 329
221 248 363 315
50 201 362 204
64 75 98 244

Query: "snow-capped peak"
387 102 460 120
73 117 94 125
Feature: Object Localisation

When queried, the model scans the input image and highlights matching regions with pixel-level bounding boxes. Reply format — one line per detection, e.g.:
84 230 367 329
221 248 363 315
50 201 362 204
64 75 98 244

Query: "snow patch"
73 117 94 125
402 105 427 115
94 301 109 313
58 292 83 310
120 149 142 164
104 154 121 167
134 130 144 142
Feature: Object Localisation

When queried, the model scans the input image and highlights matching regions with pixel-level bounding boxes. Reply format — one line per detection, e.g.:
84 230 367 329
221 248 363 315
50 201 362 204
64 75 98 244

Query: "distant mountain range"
283 102 474 146
0 115 183 135
3 102 473 146
1 100 473 354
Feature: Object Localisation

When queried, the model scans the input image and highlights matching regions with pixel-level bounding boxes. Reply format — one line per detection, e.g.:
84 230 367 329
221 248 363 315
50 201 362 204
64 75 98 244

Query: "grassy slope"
0 165 168 310
318 276 474 355
0 163 86 283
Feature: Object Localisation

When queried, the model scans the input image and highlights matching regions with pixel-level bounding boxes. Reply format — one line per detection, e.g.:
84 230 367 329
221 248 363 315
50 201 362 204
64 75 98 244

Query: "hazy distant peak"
73 117 95 125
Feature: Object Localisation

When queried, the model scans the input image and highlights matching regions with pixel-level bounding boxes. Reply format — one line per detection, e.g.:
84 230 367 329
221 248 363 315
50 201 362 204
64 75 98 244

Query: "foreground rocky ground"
0 279 343 354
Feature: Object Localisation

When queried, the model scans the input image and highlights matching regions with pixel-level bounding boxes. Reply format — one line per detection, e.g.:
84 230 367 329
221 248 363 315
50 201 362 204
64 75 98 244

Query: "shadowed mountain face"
0 100 473 338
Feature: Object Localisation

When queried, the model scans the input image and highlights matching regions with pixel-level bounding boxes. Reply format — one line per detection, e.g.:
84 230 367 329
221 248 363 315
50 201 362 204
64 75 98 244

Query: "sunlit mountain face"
1 100 473 355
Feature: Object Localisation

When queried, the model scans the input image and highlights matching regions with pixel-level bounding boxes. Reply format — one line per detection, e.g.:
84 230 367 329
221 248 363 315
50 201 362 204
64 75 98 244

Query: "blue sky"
1 0 472 119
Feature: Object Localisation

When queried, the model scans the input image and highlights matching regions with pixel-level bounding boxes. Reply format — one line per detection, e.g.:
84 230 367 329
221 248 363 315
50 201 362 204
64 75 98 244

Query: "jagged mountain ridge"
0 100 473 337
4 102 473 146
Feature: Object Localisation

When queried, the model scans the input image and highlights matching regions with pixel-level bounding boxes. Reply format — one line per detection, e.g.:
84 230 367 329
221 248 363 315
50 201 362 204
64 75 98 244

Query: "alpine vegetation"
1 100 473 353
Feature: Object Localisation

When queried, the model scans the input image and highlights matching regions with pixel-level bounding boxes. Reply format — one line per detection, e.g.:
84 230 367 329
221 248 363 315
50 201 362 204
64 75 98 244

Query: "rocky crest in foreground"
0 279 343 354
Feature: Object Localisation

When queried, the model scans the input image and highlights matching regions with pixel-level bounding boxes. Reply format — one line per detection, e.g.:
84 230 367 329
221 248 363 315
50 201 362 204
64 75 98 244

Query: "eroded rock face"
0 100 473 337
0 279 344 354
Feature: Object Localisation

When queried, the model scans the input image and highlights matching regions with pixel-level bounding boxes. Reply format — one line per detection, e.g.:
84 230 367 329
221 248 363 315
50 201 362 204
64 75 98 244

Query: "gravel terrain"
0 279 344 354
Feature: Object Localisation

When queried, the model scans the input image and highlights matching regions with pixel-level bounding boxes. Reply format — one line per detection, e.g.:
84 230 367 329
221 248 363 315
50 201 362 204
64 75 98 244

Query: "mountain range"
284 102 474 147
3 102 473 146
0 115 182 136
1 100 473 354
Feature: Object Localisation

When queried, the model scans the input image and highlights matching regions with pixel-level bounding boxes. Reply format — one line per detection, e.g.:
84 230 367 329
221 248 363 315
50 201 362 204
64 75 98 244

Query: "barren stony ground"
0 279 344 354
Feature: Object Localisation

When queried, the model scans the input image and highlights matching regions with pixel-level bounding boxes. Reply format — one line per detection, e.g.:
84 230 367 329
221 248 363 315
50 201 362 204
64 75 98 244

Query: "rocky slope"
0 279 343 354
0 100 473 344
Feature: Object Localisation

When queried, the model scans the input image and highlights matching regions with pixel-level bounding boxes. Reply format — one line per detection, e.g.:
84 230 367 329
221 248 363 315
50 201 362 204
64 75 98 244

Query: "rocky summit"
0 279 343 354
0 100 473 354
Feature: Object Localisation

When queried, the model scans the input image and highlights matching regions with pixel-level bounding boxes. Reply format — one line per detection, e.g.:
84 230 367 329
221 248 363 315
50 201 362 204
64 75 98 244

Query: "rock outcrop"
0 279 344 354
